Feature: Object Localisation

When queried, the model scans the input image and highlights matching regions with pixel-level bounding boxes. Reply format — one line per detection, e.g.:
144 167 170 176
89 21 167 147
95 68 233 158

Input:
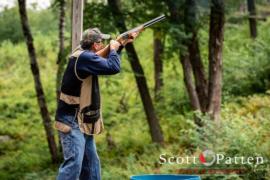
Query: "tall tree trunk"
108 0 164 144
247 0 257 38
166 0 181 23
179 51 201 111
166 0 201 111
56 0 66 99
125 44 164 143
184 0 208 112
56 0 66 156
153 29 164 100
17 0 58 163
207 0 225 122
189 36 208 112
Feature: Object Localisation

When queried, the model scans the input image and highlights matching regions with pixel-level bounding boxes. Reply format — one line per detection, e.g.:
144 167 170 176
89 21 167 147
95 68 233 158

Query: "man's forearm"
96 45 110 58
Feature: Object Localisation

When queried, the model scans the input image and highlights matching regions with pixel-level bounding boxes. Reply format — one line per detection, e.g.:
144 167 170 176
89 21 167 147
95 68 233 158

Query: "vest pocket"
80 106 100 124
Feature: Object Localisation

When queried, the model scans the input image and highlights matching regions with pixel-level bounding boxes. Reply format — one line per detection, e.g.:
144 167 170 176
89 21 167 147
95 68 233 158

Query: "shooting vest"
58 49 104 135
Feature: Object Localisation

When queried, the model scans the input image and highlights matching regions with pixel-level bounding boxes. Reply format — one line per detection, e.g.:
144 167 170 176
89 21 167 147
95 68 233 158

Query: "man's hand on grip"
110 40 121 51
117 31 141 46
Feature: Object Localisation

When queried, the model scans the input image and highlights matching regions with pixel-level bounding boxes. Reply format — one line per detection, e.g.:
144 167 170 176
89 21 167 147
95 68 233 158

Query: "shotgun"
118 14 166 40
97 14 166 57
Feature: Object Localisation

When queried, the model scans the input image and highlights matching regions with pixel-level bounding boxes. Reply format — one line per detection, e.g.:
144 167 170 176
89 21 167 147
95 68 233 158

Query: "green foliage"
83 0 168 36
84 2 117 34
179 94 270 179
197 18 270 96
0 7 58 43
222 20 270 95
0 7 24 43
0 33 58 180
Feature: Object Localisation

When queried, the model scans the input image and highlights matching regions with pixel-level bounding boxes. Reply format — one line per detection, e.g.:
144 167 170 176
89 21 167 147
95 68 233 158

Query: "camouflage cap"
81 28 111 44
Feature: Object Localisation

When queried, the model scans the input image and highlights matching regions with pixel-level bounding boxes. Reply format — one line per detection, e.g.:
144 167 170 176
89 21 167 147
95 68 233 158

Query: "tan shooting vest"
58 50 104 135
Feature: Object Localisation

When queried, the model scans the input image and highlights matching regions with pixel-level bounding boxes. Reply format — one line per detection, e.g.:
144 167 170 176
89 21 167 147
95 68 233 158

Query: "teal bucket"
130 174 201 180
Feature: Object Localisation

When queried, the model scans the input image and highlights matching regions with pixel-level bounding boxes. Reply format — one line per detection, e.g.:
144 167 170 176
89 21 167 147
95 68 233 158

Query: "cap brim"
100 33 111 40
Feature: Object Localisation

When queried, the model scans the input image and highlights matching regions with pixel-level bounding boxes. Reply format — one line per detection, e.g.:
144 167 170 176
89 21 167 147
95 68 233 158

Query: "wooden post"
72 0 84 51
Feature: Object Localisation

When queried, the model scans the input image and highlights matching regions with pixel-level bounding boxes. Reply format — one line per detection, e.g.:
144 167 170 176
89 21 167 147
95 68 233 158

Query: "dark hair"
80 39 94 50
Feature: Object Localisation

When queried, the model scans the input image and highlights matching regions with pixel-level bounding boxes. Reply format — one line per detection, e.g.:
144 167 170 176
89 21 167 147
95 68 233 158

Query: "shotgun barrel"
119 14 166 40
143 14 166 28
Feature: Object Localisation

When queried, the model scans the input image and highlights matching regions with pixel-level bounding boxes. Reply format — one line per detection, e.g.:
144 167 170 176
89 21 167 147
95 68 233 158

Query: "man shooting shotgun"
55 14 165 180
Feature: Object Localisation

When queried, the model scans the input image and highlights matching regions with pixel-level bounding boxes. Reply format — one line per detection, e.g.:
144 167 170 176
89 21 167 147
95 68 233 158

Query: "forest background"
0 0 270 179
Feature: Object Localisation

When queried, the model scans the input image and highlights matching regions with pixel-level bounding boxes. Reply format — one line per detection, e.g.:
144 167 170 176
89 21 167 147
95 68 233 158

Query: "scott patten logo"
199 150 216 166
159 149 266 166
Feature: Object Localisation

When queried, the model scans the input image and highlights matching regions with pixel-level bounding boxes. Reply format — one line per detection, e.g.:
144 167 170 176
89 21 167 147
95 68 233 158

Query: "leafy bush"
178 94 270 179
223 21 270 95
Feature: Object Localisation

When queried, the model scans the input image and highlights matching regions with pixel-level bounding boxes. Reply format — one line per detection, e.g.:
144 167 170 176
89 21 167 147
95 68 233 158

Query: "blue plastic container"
130 174 201 180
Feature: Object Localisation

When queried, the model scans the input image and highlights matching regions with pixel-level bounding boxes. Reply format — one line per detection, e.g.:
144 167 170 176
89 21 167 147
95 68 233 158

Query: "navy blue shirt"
56 49 121 120
77 49 121 77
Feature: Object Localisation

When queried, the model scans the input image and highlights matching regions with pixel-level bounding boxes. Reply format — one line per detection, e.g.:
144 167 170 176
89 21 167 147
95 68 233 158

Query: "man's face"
92 39 104 52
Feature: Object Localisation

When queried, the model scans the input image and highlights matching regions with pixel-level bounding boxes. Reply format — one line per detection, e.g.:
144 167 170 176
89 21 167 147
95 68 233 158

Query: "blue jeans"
57 115 101 180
